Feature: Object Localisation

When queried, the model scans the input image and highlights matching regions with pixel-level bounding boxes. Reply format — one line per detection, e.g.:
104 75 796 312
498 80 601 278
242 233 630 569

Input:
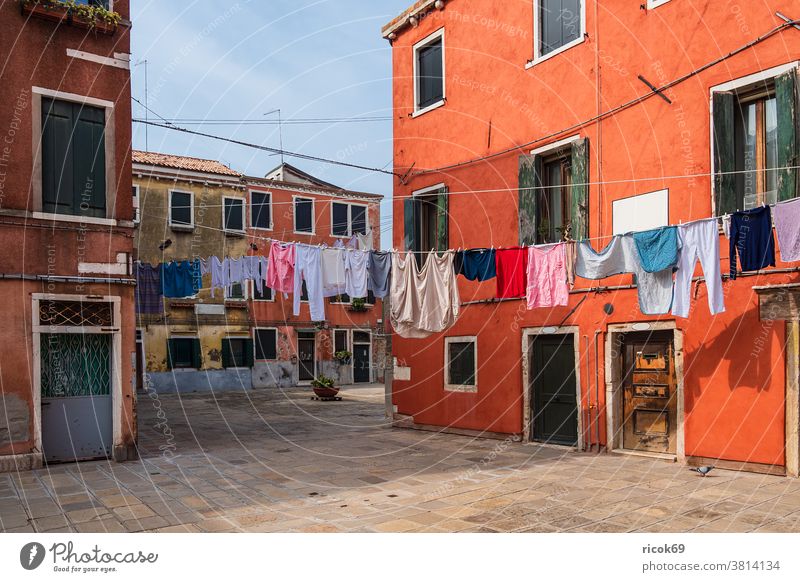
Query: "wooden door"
531 335 578 445
298 336 316 382
622 332 677 454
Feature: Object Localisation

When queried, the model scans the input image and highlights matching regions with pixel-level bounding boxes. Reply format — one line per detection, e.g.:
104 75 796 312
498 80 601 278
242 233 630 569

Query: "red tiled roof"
132 150 241 177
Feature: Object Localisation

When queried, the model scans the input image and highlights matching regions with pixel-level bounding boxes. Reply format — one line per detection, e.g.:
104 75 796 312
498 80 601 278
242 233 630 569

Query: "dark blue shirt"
729 206 775 279
454 249 496 281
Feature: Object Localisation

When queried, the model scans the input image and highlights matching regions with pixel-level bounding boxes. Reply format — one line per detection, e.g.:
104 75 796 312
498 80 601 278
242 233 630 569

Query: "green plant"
350 297 367 311
23 0 122 27
334 350 352 364
311 375 336 389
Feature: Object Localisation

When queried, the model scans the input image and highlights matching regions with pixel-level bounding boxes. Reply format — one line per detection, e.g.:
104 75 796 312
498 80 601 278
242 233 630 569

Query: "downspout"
594 0 604 236
594 330 603 453
584 335 591 451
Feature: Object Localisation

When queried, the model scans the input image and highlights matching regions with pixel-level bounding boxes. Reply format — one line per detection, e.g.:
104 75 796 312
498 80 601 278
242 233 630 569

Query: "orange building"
245 164 386 388
384 0 800 475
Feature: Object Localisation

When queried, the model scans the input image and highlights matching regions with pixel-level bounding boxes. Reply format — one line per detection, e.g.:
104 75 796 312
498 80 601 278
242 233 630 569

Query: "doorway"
297 331 316 382
530 334 578 445
135 329 145 393
40 333 113 463
352 330 371 383
621 331 678 454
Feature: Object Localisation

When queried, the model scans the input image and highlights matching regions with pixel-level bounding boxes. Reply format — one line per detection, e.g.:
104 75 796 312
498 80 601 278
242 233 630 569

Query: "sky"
130 0 411 249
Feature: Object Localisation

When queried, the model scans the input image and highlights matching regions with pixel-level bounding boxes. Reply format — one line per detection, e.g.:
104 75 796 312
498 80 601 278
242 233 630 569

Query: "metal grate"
40 334 111 398
39 301 113 327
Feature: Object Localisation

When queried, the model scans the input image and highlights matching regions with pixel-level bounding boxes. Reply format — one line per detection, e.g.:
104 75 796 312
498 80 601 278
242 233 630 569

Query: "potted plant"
311 375 339 398
20 0 69 23
20 0 121 34
334 350 352 365
349 297 368 312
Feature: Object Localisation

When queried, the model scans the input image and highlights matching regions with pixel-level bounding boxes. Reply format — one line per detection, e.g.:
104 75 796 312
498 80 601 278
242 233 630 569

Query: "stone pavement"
2 384 800 533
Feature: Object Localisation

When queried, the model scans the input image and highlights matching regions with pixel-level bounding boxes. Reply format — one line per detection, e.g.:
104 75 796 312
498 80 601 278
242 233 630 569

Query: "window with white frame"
444 336 477 392
334 329 350 357
223 196 245 234
225 282 247 301
533 0 585 62
169 190 194 230
251 190 272 230
251 281 274 302
294 196 314 233
331 202 368 237
132 184 140 223
254 328 278 361
413 29 445 114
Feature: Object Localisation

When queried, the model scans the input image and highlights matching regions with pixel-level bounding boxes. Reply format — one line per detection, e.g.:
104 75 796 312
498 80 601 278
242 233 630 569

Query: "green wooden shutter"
244 339 254 368
41 98 74 215
776 67 799 202
166 339 176 370
713 91 737 215
518 154 539 245
570 138 589 241
403 197 416 251
73 105 106 218
191 339 203 369
221 338 233 368
436 189 449 253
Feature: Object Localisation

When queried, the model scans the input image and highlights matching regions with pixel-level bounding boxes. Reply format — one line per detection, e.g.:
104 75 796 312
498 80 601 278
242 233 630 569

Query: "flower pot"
313 386 339 398
71 14 118 34
21 2 69 23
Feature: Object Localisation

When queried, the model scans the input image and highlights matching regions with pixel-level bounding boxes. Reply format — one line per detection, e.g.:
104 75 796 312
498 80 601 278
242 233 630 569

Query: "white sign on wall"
612 189 669 235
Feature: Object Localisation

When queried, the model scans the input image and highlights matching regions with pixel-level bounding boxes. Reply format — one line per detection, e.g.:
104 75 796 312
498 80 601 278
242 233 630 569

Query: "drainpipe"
583 335 591 451
382 297 393 421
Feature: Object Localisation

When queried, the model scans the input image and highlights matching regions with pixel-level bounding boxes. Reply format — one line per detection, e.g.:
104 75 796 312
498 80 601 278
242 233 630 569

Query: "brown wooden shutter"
713 91 737 215
776 67 799 202
570 138 589 240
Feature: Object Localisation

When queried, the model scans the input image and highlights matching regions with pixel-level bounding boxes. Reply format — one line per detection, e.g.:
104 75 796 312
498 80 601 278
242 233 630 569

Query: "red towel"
495 247 527 298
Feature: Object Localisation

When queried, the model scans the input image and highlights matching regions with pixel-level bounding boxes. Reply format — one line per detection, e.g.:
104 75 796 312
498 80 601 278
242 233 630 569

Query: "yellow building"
133 151 252 393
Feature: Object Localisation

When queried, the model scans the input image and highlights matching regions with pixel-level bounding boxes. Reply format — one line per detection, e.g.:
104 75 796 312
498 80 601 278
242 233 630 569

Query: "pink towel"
266 242 295 294
526 244 569 309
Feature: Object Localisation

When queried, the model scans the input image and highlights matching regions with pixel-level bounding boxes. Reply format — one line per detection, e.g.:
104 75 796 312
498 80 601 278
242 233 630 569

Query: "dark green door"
531 335 578 445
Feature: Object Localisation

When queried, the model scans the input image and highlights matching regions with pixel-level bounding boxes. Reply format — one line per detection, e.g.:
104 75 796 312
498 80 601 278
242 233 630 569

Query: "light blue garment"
368 251 391 298
633 226 680 273
293 245 325 321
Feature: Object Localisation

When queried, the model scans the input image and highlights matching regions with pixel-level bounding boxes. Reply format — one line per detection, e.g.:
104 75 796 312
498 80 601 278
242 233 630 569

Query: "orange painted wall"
389 0 799 465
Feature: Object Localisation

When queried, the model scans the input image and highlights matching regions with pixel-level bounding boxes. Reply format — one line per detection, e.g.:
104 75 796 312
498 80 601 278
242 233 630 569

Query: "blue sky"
130 1 411 248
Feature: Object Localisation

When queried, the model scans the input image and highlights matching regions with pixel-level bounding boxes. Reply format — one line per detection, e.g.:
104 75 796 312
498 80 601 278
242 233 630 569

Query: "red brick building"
246 164 386 388
0 1 136 469
385 0 800 475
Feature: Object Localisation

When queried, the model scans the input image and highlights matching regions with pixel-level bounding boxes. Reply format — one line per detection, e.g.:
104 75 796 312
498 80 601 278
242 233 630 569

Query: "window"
223 197 245 234
712 66 798 215
413 29 445 115
169 190 193 229
254 328 278 361
537 150 572 244
251 191 272 230
252 282 273 302
331 293 351 305
226 282 247 301
166 338 201 369
294 196 314 233
404 184 448 263
132 185 140 223
41 98 106 218
334 329 349 354
533 0 584 63
221 337 253 368
444 337 477 392
331 202 368 237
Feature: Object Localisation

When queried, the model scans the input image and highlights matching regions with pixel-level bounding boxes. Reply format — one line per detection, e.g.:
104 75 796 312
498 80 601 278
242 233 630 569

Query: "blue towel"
161 261 196 298
633 226 680 273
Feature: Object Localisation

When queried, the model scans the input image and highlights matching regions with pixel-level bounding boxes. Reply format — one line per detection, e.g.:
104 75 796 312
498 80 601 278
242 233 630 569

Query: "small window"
251 191 272 230
221 337 253 368
353 331 370 344
132 185 140 223
535 0 584 61
445 337 477 392
414 30 445 113
254 328 278 361
169 190 193 229
331 202 369 237
167 338 201 369
223 197 245 234
334 329 349 353
294 197 314 233
537 150 572 244
406 184 449 267
41 98 107 218
226 282 247 301
252 283 273 302
331 293 351 305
